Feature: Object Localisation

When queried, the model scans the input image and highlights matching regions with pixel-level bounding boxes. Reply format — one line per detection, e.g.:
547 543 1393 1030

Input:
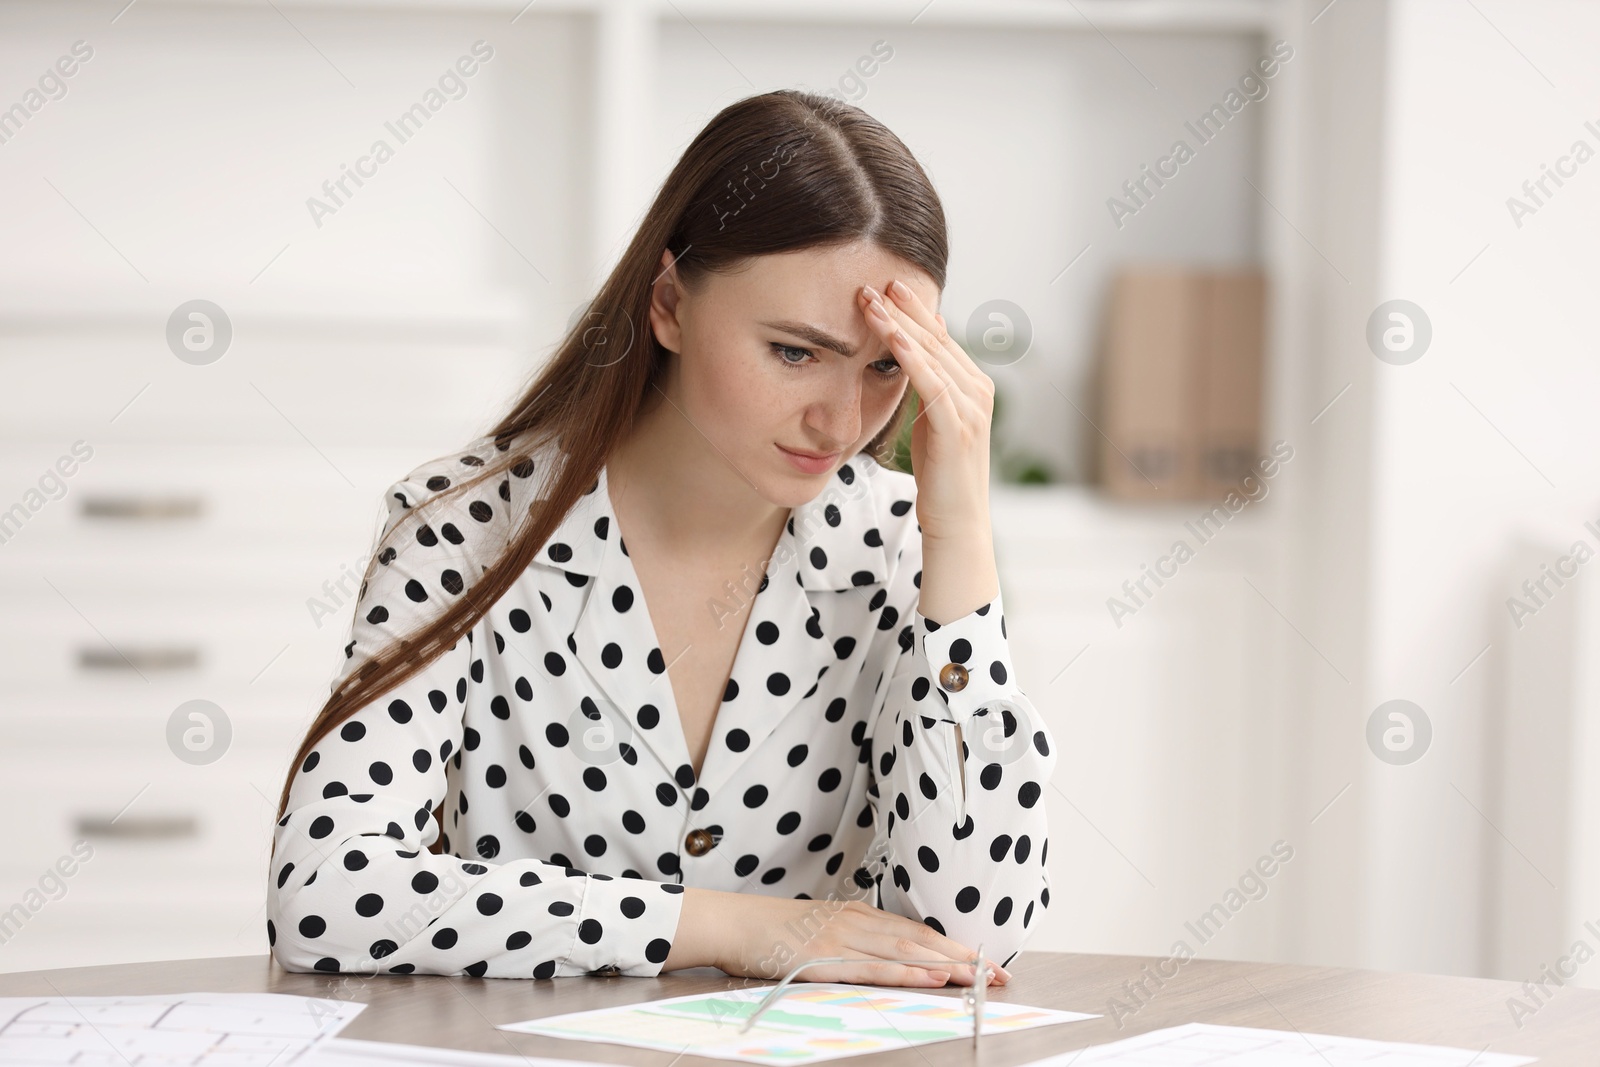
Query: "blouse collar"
529 447 893 592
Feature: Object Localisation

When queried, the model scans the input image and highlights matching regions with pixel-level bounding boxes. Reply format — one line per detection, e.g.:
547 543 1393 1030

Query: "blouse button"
939 662 970 692
685 828 715 856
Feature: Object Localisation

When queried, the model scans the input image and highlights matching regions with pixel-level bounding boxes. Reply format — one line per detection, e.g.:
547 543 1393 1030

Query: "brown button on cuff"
939 662 970 692
685 828 715 856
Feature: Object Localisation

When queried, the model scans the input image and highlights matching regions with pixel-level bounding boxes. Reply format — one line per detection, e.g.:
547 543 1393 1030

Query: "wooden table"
1 952 1595 1064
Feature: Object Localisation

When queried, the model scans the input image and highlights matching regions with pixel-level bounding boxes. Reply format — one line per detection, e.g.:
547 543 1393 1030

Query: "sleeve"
267 448 686 979
862 513 1058 969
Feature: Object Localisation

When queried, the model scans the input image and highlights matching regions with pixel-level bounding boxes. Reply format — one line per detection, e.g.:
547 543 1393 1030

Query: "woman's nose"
806 383 861 448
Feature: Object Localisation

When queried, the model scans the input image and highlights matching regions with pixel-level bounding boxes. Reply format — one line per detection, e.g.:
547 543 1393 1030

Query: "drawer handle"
74 814 199 840
77 646 201 672
80 495 204 521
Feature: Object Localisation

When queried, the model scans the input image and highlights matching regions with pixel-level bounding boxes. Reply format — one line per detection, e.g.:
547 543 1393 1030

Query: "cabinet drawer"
0 588 359 687
0 437 525 558
0 751 288 888
0 895 269 975
0 442 404 548
0 549 378 596
0 683 318 757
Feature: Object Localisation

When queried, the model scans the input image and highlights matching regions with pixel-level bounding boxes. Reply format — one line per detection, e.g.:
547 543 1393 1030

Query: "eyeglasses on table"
735 942 996 1050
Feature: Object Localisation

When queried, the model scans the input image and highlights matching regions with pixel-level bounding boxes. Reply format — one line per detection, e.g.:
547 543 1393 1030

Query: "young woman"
268 89 1057 987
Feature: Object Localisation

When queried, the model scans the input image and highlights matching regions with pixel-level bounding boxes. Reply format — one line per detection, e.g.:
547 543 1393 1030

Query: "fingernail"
890 279 912 298
928 970 950 983
862 284 881 302
868 300 890 323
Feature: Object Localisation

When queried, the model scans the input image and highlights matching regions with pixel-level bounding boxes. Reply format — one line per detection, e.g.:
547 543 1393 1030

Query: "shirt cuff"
566 874 685 976
915 587 1018 728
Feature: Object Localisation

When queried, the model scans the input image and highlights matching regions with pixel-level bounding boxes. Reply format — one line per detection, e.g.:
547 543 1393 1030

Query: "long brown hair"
276 88 949 822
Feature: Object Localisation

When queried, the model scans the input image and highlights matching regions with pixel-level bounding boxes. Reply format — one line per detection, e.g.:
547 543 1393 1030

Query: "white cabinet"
0 296 536 973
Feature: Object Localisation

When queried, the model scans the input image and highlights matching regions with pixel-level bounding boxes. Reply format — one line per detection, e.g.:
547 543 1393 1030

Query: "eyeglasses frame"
734 941 992 1051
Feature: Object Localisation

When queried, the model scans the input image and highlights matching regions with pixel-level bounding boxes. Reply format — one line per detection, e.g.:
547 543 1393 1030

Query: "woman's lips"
777 443 840 474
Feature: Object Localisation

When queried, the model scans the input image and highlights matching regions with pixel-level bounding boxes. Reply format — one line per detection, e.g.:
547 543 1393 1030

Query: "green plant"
983 351 1055 485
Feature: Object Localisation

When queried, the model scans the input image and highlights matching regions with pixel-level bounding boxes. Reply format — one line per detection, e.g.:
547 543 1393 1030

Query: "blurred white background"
2 0 1598 1003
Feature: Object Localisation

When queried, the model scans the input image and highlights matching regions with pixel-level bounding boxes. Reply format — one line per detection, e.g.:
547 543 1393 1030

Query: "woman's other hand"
666 887 1010 987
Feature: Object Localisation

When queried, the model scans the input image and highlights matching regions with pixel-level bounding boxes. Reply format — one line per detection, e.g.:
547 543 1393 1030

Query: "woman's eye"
771 343 812 367
771 342 898 378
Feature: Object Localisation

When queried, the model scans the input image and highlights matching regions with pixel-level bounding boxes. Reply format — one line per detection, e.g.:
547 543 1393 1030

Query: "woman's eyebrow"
760 319 857 358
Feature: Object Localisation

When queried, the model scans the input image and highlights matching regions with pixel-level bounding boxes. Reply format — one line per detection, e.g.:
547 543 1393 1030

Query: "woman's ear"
648 248 685 354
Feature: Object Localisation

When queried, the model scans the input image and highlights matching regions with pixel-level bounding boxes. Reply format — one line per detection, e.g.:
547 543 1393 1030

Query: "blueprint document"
306 1039 600 1067
0 992 364 1066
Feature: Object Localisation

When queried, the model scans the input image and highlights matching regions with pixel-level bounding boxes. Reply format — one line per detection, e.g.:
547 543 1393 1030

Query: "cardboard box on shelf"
1098 267 1266 500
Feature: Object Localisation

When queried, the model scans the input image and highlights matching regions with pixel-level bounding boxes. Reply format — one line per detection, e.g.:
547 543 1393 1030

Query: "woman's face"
647 240 939 506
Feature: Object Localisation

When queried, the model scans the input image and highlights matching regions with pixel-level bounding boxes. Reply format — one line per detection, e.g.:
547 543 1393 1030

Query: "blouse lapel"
693 456 892 799
529 464 696 784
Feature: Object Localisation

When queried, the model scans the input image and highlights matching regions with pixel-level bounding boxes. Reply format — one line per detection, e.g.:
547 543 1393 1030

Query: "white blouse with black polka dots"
267 432 1057 979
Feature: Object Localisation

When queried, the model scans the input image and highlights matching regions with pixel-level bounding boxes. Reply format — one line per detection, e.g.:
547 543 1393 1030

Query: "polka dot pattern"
267 432 1055 981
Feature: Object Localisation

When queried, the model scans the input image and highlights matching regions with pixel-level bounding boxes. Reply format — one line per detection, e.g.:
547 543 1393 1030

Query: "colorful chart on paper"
498 983 1098 1064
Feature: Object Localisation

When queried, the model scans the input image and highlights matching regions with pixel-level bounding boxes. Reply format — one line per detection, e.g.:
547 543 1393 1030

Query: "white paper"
1023 1021 1538 1067
498 982 1098 1064
306 1038 594 1067
0 992 364 1066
